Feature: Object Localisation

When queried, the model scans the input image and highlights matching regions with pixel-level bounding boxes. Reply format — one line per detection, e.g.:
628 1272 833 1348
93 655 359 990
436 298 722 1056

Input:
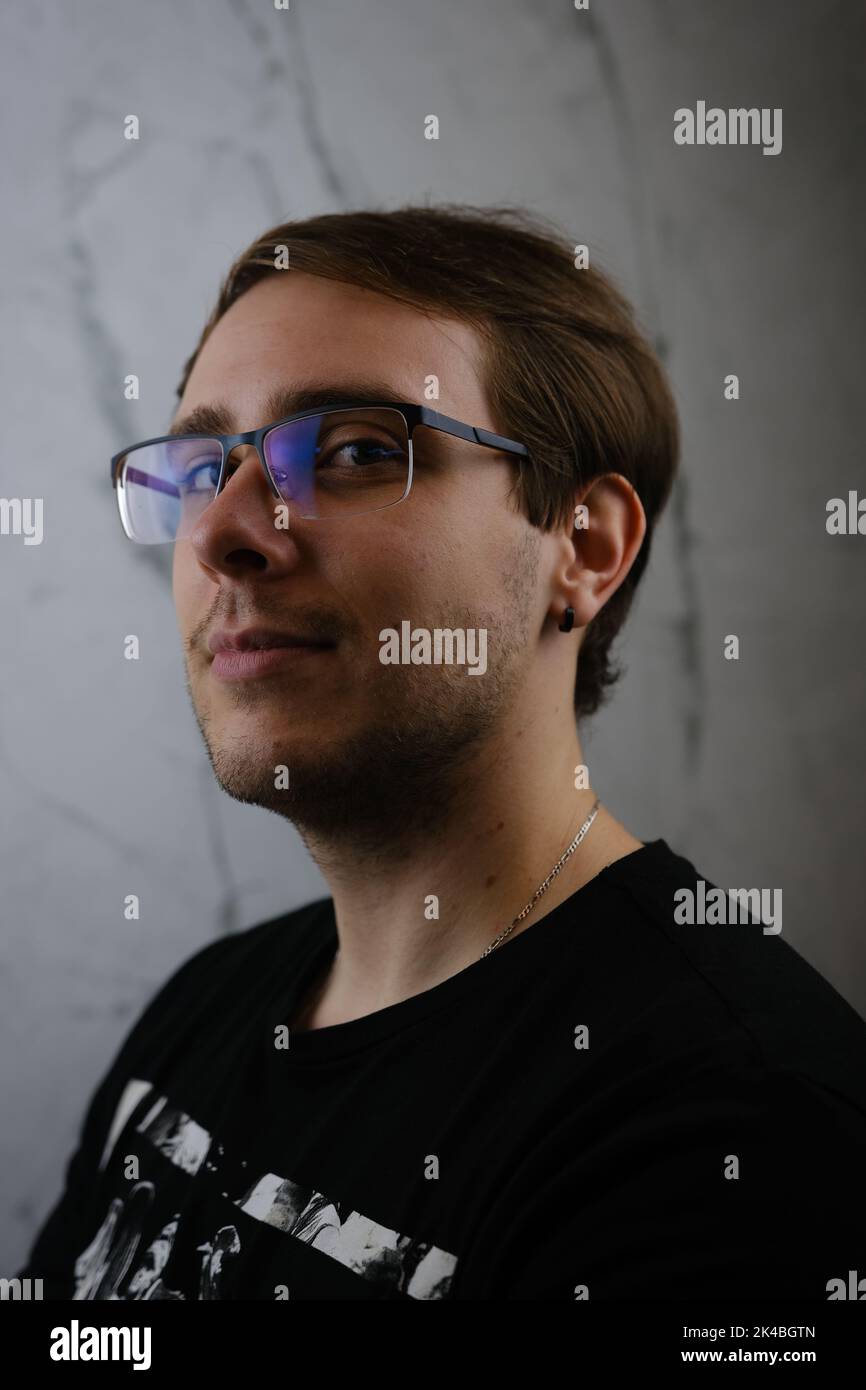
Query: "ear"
551 474 647 630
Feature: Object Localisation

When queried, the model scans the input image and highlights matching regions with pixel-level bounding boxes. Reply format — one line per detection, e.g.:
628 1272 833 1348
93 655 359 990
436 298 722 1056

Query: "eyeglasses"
110 400 531 545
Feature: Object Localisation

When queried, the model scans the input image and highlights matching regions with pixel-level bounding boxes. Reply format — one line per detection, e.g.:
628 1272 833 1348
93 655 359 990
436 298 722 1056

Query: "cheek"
378 511 496 610
172 543 208 634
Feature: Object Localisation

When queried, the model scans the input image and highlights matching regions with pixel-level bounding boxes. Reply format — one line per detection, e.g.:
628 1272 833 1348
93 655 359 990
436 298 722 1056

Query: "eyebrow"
167 383 409 436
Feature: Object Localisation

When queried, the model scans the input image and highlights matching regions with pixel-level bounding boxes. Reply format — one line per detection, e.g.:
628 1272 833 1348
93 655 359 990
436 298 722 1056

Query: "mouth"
206 627 337 681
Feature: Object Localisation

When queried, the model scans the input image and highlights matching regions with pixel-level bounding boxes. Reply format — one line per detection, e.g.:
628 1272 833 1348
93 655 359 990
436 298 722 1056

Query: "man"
18 205 866 1300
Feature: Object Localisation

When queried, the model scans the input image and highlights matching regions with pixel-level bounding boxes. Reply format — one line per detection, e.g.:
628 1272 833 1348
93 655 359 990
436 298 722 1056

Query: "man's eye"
180 460 221 491
317 436 405 469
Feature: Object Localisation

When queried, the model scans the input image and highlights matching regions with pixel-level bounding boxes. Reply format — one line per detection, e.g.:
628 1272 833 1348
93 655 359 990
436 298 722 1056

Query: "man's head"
169 204 678 846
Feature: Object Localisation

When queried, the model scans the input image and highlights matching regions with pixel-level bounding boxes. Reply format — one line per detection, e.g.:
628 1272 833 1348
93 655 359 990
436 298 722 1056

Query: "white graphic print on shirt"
73 1079 457 1300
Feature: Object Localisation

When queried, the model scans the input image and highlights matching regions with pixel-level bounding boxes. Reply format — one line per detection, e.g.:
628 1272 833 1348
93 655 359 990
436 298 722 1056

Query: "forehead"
177 271 492 430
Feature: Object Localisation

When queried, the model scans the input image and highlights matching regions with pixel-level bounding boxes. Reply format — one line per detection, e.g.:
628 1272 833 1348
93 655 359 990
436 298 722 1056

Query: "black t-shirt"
17 839 866 1300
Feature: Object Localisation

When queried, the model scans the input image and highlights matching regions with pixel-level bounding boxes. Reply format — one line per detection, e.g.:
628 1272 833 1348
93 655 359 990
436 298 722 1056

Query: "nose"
187 443 300 578
221 442 281 496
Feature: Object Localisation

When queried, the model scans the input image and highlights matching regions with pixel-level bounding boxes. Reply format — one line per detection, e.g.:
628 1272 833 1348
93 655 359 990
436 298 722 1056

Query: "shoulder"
459 1051 866 1298
13 896 333 1293
588 838 866 1117
167 895 330 983
112 896 332 1062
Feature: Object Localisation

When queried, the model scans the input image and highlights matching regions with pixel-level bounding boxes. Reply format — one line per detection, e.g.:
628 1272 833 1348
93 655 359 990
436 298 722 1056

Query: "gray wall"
1 0 863 1274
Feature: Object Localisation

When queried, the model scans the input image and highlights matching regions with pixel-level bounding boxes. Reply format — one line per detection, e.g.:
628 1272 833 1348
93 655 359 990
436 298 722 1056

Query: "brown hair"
176 203 680 720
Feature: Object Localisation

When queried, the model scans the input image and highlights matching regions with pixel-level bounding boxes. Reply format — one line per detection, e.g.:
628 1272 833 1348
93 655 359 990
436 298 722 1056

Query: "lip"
207 627 336 681
210 646 334 680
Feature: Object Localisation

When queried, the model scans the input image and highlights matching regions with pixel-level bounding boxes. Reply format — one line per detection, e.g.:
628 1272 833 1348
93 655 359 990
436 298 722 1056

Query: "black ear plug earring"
559 606 575 633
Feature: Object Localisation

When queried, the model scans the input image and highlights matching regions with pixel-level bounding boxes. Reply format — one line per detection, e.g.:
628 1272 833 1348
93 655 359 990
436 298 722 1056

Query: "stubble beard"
188 615 518 862
187 531 541 860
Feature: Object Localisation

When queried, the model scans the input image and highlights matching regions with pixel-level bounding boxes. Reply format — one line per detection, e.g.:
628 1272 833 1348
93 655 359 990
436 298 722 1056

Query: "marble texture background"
1 0 864 1274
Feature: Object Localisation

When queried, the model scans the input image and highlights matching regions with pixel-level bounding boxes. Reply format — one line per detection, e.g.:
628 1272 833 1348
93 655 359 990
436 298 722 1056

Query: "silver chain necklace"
304 796 604 1023
478 796 602 959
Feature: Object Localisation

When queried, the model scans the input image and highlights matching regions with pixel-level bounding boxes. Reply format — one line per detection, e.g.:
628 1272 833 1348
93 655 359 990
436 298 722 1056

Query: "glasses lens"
263 408 410 518
116 438 223 543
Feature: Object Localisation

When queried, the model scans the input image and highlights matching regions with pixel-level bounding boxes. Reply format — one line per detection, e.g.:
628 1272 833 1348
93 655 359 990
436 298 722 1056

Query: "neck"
295 702 642 1029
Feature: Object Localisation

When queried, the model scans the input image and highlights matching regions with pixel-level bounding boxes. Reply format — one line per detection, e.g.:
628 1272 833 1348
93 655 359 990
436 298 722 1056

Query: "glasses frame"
110 399 532 541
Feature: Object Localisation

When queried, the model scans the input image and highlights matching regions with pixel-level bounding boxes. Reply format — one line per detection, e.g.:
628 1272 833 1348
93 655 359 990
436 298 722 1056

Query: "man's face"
172 271 544 845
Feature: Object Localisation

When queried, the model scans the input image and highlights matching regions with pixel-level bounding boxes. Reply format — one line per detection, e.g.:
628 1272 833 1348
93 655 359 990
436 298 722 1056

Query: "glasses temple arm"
122 465 181 499
418 408 530 459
